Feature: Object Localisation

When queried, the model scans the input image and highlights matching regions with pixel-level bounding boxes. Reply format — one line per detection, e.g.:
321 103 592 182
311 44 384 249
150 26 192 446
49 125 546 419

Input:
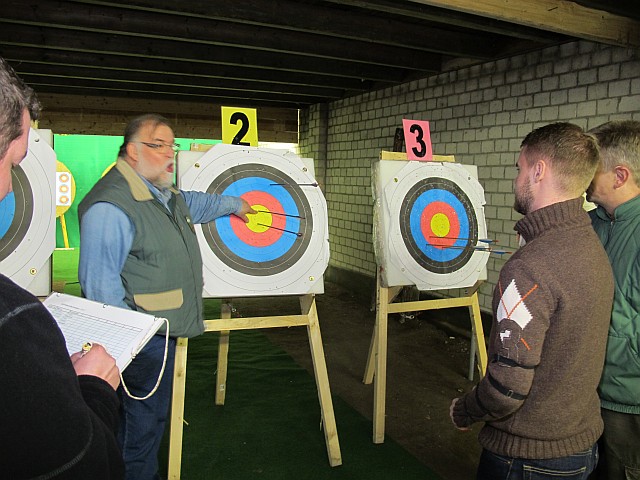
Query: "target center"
247 204 272 233
430 213 451 238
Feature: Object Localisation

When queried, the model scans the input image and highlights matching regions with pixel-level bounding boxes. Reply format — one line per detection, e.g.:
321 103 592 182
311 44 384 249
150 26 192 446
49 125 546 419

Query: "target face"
379 161 488 290
0 129 56 293
400 178 478 274
55 161 76 217
0 166 33 262
177 144 329 297
204 164 313 276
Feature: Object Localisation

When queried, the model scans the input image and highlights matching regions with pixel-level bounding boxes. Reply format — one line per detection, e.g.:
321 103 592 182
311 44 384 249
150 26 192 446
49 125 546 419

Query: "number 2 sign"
402 119 433 161
221 106 258 146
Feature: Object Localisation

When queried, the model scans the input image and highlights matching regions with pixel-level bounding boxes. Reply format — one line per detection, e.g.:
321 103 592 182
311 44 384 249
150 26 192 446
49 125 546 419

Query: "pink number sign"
402 119 433 161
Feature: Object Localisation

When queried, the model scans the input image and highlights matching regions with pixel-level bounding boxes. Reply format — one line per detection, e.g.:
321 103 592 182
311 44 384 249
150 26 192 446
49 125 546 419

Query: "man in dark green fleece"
587 120 640 480
450 123 614 480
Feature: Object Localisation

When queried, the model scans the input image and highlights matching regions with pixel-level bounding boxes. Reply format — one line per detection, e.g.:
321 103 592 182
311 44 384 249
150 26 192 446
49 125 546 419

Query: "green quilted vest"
78 159 205 338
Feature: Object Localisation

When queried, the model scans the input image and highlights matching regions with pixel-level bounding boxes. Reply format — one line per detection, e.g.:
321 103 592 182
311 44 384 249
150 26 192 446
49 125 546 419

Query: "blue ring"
0 193 16 239
409 189 469 262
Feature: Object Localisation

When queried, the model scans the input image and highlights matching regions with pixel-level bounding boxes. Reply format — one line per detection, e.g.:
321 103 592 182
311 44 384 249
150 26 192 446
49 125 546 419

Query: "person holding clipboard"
0 57 124 478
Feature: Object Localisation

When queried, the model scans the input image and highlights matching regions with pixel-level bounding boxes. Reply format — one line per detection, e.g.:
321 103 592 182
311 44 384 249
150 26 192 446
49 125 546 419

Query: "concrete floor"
231 281 486 479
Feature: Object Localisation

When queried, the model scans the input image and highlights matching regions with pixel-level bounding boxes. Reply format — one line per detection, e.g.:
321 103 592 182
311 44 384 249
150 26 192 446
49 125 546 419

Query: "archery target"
55 161 76 217
177 144 329 297
0 129 56 295
376 160 488 290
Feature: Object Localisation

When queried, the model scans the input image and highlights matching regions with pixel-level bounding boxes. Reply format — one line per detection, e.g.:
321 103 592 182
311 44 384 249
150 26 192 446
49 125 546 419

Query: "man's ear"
125 142 139 162
613 165 631 188
532 159 546 183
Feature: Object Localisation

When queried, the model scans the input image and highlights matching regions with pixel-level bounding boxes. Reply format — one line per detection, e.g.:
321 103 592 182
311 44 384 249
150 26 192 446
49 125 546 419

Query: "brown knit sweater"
452 198 614 459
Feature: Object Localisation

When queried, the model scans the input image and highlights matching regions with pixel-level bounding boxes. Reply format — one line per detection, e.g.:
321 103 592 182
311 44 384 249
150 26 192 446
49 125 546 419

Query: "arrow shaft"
257 223 302 237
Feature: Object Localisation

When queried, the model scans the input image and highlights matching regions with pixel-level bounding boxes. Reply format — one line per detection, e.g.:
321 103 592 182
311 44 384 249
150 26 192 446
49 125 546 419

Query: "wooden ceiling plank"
1 45 373 91
323 0 569 43
65 0 509 57
0 23 417 82
407 0 640 47
20 82 316 109
18 73 330 104
2 0 448 67
36 92 300 119
11 61 347 99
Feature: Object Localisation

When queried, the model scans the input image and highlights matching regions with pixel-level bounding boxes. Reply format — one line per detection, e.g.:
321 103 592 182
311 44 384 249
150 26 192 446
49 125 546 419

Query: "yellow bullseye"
246 204 271 233
430 213 450 238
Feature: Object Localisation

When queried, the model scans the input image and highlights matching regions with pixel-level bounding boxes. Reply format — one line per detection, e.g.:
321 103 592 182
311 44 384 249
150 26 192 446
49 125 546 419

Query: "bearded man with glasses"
78 114 254 480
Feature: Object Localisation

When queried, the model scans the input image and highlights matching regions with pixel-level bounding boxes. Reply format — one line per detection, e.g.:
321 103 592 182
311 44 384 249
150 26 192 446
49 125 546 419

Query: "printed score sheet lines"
43 292 165 371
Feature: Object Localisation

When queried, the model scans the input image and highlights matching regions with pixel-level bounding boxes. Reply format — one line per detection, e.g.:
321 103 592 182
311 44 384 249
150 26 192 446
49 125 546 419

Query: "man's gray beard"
152 175 174 190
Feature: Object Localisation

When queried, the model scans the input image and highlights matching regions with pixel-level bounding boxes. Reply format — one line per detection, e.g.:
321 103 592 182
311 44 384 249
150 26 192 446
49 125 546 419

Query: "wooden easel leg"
168 337 189 480
363 323 377 384
215 301 232 405
468 331 477 381
301 294 342 467
363 272 381 384
373 278 388 444
469 292 487 377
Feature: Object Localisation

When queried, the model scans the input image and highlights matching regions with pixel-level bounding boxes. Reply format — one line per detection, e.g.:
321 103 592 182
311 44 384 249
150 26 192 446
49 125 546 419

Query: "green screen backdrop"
54 135 221 248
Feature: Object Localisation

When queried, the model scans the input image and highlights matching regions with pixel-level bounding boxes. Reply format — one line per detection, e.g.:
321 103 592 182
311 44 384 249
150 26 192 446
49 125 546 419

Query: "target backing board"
177 143 329 297
0 129 56 296
374 159 488 290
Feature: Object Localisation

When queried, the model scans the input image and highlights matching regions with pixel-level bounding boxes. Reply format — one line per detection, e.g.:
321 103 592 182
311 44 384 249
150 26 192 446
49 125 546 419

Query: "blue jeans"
118 335 176 480
477 444 598 480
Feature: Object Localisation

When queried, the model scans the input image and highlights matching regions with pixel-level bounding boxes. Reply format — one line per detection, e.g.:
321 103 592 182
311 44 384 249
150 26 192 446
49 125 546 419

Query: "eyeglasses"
136 141 181 153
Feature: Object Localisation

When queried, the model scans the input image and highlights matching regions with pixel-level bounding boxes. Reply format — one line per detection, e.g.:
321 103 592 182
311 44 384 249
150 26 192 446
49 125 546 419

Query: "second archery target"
0 129 56 295
374 159 488 290
177 143 329 297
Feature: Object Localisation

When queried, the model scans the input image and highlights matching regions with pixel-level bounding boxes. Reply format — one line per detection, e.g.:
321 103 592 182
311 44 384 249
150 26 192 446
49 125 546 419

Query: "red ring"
421 201 460 249
230 191 286 247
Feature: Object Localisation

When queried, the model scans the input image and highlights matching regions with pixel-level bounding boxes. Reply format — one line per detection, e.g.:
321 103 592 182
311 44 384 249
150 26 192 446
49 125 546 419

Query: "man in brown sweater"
450 122 614 479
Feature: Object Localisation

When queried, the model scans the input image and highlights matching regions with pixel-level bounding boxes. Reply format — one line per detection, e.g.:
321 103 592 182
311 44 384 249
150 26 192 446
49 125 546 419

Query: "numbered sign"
221 106 258 146
402 119 433 161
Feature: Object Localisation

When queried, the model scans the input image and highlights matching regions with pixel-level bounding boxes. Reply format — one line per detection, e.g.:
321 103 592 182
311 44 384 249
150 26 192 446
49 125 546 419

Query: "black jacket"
0 274 124 479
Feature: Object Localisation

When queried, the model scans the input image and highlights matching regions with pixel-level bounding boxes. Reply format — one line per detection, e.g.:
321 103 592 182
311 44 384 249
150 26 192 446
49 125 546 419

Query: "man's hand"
234 198 257 223
71 343 120 390
450 398 471 431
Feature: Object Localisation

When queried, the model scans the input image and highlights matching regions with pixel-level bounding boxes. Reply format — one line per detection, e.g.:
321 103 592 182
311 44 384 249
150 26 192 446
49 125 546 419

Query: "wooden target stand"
363 268 488 443
167 293 342 479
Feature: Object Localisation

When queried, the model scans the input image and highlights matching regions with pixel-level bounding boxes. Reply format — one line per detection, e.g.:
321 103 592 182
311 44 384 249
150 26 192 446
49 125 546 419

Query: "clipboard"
44 292 166 371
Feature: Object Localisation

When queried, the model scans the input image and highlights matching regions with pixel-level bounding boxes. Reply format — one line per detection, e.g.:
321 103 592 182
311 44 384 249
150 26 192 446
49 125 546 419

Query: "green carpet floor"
54 249 442 479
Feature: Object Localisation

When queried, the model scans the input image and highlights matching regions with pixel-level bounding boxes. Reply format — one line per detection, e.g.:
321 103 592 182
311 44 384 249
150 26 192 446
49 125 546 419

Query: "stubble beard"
514 178 533 216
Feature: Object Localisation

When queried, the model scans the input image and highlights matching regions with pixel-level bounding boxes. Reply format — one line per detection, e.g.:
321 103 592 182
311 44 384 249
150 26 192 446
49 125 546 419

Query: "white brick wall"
300 41 640 311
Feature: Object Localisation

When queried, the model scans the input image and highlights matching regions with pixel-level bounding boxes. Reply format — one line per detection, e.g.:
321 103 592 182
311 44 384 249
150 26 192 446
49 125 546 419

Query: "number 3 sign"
221 106 259 146
402 119 433 161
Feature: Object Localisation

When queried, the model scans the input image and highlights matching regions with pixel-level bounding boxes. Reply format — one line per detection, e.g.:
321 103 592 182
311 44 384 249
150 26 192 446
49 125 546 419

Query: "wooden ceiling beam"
0 23 415 83
18 73 329 105
36 92 300 119
11 62 346 100
1 46 373 91
407 0 640 47
19 81 314 109
323 0 569 43
3 0 448 67
64 0 508 58
572 0 640 21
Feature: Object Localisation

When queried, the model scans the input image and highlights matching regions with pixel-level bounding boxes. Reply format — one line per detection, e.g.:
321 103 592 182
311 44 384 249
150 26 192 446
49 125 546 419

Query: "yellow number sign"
221 106 258 146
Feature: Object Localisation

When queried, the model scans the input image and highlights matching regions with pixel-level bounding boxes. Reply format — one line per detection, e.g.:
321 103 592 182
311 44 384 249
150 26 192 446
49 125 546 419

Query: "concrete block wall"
300 40 640 311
